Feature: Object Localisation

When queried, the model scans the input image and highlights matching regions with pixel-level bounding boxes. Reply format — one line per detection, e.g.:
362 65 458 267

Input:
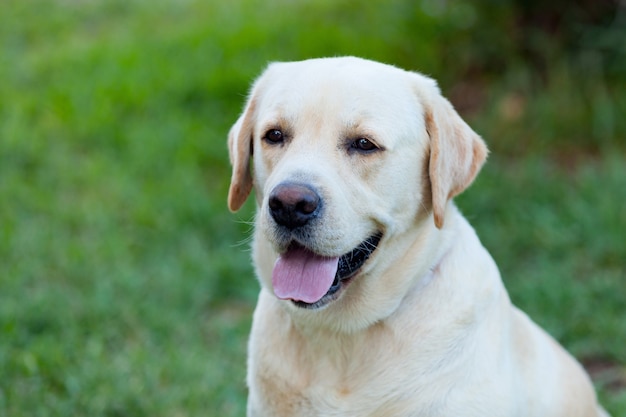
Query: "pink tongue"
272 247 340 303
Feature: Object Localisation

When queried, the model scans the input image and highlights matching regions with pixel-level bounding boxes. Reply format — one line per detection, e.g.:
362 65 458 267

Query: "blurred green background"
1 0 625 415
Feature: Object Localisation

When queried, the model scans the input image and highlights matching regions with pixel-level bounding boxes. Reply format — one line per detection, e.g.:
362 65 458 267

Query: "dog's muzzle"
266 181 382 309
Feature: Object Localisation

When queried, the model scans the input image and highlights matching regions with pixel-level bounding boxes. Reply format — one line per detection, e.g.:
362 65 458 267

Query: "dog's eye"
264 129 284 144
351 138 378 152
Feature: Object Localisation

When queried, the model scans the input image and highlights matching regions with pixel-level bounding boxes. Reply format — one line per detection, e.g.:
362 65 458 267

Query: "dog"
227 57 608 416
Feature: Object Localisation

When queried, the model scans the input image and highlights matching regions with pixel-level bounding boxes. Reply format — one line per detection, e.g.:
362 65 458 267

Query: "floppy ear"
422 84 488 229
227 96 257 212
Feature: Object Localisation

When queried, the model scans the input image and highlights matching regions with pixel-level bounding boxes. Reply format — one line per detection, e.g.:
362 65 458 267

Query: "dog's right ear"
227 96 257 212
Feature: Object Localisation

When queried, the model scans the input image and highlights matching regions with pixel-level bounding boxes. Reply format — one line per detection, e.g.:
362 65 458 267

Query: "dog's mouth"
272 233 382 309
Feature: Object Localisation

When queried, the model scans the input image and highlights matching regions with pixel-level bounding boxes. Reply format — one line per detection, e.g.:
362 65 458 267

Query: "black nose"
268 182 321 229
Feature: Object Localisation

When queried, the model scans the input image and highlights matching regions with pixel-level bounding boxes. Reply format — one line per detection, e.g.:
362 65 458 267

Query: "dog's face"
228 57 486 329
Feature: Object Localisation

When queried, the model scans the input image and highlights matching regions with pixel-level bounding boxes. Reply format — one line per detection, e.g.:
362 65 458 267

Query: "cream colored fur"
227 57 608 417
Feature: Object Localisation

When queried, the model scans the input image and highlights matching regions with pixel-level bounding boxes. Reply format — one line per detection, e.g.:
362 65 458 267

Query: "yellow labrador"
227 57 608 417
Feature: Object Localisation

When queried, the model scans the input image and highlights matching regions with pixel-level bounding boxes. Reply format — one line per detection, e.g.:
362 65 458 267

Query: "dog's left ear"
418 78 488 229
227 96 257 212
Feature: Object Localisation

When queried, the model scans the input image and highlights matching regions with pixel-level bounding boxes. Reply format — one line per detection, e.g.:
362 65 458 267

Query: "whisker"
230 214 256 249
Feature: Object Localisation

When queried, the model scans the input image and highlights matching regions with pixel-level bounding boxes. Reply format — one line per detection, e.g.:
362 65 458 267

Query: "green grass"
1 0 624 415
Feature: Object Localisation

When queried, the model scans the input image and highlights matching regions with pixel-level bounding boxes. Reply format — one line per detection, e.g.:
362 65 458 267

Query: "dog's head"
227 57 487 328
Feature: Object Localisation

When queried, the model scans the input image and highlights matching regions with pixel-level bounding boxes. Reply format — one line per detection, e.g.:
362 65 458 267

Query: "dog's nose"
269 182 321 229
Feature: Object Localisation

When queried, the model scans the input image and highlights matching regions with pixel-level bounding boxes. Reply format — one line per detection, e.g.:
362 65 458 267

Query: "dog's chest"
250 369 422 417
248 330 441 417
